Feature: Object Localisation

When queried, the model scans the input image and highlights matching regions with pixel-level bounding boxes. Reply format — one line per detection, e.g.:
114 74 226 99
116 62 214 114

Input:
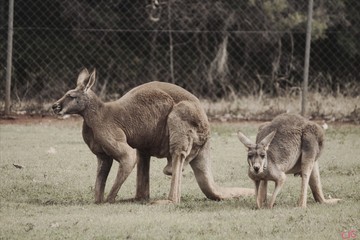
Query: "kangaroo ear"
237 131 256 149
84 69 96 92
76 68 90 88
259 131 276 150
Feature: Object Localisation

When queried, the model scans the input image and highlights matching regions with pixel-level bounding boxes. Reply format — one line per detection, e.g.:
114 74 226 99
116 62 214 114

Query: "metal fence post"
5 0 15 115
168 0 175 84
301 0 314 117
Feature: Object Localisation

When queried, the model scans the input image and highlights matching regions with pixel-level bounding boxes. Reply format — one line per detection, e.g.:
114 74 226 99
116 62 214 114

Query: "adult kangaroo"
52 68 253 204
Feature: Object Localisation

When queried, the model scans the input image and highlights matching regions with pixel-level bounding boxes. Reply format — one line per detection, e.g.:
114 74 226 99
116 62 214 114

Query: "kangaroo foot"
105 196 116 204
134 196 150 201
163 164 172 176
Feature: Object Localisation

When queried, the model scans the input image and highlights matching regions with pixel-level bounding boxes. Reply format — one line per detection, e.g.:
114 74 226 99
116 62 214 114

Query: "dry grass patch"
201 93 360 122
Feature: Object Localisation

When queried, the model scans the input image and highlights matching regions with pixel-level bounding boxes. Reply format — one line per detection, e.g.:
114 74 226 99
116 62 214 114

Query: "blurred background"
1 0 359 117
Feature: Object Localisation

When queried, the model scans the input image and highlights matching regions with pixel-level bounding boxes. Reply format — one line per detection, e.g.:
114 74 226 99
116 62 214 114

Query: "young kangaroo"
52 68 254 204
237 113 341 208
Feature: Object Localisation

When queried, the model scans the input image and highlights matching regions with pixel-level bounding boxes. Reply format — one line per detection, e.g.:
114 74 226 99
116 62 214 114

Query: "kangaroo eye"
260 154 266 158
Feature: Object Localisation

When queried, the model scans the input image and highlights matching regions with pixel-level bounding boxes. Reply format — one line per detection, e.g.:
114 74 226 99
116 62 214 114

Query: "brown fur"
53 68 254 204
237 113 341 208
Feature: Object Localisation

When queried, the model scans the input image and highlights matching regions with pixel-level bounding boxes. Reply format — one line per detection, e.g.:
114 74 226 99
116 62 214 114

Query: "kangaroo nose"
52 103 61 114
253 166 260 173
52 103 59 111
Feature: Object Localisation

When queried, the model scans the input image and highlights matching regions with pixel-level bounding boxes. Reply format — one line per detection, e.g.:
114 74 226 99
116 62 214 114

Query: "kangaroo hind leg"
153 131 194 204
298 133 320 208
135 151 151 201
105 142 137 203
153 101 199 204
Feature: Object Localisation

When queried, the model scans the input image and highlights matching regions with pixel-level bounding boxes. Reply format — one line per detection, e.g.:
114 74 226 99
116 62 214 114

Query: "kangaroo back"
302 121 325 160
256 114 305 169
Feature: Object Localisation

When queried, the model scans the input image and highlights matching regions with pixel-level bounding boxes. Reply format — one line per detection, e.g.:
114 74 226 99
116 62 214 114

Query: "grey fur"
53 68 254 204
238 113 341 208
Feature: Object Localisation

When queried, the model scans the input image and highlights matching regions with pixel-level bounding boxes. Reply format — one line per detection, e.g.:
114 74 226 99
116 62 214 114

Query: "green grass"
0 120 359 239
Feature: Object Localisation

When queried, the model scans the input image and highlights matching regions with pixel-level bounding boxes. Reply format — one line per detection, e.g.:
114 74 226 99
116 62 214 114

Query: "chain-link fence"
1 0 359 111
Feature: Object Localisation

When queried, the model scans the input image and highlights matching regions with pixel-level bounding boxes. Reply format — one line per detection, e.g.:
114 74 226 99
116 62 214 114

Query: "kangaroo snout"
252 162 262 173
52 102 62 115
253 165 260 173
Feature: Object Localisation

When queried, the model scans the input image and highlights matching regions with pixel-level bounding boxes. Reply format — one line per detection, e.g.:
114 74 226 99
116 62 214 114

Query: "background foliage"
1 0 359 105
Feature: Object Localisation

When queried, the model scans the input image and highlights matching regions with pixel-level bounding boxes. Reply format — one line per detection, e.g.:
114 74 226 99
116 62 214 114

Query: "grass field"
0 117 359 239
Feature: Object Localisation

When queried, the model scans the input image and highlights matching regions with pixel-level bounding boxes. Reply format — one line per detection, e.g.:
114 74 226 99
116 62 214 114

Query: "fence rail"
1 0 359 113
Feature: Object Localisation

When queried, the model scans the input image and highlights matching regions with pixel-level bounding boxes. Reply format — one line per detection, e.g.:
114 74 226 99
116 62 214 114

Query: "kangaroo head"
52 68 96 116
237 130 276 174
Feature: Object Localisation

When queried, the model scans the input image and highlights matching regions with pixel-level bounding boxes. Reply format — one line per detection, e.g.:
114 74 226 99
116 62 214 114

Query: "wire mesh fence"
1 0 359 112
